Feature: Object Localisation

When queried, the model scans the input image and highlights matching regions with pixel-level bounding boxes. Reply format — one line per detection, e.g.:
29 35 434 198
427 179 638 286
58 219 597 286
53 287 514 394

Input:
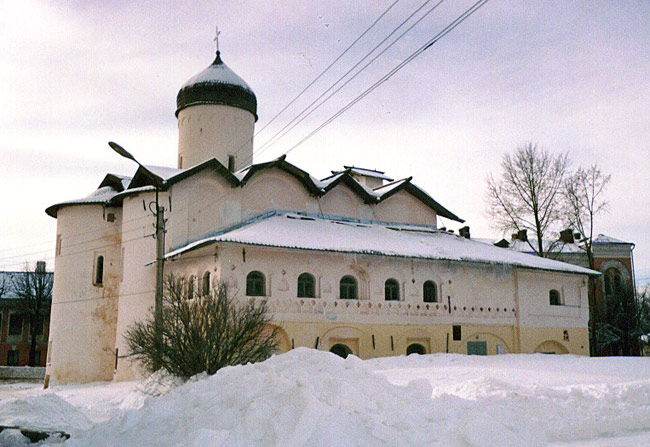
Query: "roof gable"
374 179 463 223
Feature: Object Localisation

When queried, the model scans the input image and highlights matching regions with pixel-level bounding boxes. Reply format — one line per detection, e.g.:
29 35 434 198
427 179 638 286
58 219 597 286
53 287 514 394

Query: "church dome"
176 51 257 120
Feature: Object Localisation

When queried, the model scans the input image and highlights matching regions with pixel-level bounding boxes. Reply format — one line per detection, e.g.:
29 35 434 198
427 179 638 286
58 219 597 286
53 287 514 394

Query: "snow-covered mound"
63 348 445 447
3 350 650 446
0 393 92 434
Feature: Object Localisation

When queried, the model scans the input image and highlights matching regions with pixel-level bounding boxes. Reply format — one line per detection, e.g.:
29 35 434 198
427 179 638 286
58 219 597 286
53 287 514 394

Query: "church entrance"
330 343 353 358
406 343 426 355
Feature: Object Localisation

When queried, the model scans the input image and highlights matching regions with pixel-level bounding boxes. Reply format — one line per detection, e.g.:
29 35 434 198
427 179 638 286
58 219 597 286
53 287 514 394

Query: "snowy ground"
1 349 650 446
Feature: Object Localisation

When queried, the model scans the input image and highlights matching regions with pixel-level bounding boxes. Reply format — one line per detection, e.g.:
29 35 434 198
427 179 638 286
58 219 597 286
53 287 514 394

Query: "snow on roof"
372 178 410 195
45 186 123 217
344 166 394 181
143 165 183 180
505 238 586 254
167 212 597 275
593 234 632 244
179 55 254 94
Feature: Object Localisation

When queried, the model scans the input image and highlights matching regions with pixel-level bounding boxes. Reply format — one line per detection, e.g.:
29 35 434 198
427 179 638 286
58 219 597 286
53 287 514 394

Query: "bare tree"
126 275 279 379
564 164 611 269
563 164 611 354
0 273 10 298
486 142 570 257
12 262 53 366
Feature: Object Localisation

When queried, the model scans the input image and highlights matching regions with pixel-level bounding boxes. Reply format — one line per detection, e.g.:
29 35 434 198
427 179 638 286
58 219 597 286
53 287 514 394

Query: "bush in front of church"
125 275 279 379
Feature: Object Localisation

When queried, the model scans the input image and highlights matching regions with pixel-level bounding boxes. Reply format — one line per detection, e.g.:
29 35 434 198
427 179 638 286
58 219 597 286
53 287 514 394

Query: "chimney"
36 261 46 273
512 229 528 242
459 226 471 239
559 228 574 244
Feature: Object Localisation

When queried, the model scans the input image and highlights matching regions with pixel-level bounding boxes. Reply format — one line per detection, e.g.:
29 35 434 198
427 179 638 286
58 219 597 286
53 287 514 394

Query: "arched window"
297 273 316 298
549 289 561 306
604 268 624 297
423 280 438 303
94 255 104 285
406 343 426 355
340 275 357 299
330 343 352 358
187 275 195 299
385 278 400 301
202 271 211 296
246 271 266 296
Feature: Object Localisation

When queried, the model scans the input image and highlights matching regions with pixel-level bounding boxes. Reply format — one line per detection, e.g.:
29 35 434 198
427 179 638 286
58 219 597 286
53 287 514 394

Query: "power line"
283 0 490 157
249 0 401 144
249 0 444 163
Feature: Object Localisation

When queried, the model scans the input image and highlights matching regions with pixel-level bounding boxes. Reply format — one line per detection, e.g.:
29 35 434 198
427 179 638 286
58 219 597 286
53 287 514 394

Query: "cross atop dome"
214 25 221 53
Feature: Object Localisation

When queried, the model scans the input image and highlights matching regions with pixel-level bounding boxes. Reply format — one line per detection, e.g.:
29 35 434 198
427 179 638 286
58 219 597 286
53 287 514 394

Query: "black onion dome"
176 51 257 121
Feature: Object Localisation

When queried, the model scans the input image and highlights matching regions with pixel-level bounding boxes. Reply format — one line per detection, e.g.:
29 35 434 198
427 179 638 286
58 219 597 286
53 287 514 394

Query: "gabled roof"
165 212 597 276
238 155 323 195
320 169 378 204
326 166 394 182
46 155 462 225
373 178 464 223
129 165 183 189
98 173 132 192
165 158 240 188
593 234 633 245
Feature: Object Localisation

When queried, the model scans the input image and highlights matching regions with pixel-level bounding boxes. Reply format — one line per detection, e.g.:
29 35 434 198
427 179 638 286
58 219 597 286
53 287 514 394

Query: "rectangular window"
8 313 23 336
94 255 104 286
7 350 20 366
452 325 462 341
56 234 62 256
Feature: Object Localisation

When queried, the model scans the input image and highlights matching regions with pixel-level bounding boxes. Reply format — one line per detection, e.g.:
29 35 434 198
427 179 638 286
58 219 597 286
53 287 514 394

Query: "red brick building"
0 269 51 366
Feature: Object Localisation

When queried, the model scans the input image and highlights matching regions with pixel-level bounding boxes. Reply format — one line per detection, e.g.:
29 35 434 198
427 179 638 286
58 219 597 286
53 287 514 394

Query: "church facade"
45 46 597 384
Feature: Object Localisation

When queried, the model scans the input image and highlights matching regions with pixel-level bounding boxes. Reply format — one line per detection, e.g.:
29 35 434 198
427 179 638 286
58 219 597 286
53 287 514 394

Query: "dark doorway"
330 343 352 358
406 343 426 355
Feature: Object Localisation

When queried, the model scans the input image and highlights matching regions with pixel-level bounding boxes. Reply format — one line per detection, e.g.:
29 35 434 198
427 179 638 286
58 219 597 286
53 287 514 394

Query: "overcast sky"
1 0 649 285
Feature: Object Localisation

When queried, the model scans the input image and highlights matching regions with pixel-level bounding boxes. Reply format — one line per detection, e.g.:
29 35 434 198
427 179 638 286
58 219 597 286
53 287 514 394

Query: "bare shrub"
126 275 278 379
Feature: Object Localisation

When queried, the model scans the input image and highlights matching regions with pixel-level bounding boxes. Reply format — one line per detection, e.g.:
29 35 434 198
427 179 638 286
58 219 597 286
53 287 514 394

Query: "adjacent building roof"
0 270 53 300
483 233 634 254
166 212 598 276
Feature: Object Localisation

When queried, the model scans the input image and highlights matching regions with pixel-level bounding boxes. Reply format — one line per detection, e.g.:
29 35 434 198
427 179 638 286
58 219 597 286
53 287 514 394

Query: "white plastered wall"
46 205 121 384
113 191 164 381
177 104 255 170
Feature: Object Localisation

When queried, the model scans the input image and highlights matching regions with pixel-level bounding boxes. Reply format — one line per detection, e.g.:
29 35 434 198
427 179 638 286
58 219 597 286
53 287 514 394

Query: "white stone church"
45 44 597 384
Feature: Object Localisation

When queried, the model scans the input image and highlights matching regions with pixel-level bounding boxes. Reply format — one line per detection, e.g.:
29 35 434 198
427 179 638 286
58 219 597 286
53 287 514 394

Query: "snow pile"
0 393 92 434
3 350 650 446
62 348 446 447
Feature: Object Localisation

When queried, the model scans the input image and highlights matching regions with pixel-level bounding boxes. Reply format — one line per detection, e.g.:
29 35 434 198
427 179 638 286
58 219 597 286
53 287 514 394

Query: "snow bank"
0 393 92 433
61 348 444 447
3 350 650 446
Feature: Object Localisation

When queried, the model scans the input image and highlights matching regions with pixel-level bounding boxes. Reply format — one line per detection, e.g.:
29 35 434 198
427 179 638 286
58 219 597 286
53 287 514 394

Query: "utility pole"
109 142 166 367
153 186 165 343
